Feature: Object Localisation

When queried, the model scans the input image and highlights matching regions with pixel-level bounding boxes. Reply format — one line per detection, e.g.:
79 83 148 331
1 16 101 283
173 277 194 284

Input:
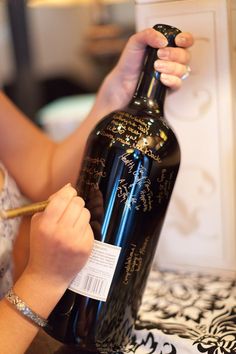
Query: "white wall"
136 0 236 274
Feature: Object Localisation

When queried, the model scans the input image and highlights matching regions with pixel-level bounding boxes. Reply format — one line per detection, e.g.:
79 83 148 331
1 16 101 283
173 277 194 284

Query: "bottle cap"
143 24 181 78
153 24 181 47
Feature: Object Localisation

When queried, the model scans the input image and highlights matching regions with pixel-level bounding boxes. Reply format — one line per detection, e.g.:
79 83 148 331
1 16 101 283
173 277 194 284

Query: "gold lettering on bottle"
99 131 115 141
123 243 136 285
123 237 150 285
99 111 164 162
117 153 153 211
156 169 175 204
79 157 107 190
84 157 106 167
127 126 141 136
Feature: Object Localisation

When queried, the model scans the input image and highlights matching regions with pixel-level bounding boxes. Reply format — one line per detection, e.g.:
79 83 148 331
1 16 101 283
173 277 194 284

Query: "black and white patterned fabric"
26 268 236 354
127 269 236 354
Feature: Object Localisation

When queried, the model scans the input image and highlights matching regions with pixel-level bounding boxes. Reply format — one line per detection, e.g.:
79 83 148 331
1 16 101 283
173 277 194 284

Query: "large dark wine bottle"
47 24 181 352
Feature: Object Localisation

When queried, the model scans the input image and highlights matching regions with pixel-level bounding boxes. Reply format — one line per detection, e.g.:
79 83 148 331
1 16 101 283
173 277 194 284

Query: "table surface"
26 268 236 354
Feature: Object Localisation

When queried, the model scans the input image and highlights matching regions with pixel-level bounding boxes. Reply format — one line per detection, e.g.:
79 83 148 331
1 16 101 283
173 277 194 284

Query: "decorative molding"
136 0 236 273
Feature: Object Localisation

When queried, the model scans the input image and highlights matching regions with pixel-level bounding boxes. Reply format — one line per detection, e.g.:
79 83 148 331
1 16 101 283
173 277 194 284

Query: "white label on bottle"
69 240 121 302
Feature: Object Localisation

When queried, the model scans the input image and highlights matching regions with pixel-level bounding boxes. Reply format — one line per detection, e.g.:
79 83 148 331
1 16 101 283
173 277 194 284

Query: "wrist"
13 268 67 319
5 288 48 328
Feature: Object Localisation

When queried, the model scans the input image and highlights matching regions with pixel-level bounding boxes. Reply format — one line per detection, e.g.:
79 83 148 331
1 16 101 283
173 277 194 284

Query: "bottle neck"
131 46 166 113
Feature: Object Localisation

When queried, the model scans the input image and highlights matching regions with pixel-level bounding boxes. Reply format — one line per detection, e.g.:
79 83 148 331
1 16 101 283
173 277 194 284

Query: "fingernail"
154 60 167 71
65 183 71 188
158 48 170 59
177 35 187 46
158 38 168 48
160 73 171 84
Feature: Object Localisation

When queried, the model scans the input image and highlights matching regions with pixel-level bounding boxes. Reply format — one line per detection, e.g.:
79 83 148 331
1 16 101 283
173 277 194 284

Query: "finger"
30 211 43 230
73 224 94 265
47 182 71 201
154 60 187 79
124 29 193 53
157 47 191 65
127 28 168 51
175 32 194 48
117 28 168 74
44 184 77 223
160 73 182 90
74 207 91 234
58 196 85 227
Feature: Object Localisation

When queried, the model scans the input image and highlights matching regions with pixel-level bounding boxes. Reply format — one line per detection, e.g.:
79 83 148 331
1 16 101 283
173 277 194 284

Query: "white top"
0 163 25 298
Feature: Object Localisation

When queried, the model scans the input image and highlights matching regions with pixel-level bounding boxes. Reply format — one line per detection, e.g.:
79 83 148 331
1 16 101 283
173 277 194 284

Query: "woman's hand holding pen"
0 185 94 354
23 184 94 292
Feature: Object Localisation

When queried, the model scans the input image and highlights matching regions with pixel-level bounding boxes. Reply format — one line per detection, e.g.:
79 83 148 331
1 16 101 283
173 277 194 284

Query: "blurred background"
0 0 135 135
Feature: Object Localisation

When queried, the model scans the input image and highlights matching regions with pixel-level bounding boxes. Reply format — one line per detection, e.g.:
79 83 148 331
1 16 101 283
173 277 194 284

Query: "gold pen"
0 200 49 220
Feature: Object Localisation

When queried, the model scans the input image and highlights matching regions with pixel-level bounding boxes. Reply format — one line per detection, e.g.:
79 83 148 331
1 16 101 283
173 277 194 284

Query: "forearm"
0 91 109 200
48 83 113 192
48 115 94 192
13 217 31 281
0 92 56 200
0 185 94 354
0 270 66 354
0 301 38 354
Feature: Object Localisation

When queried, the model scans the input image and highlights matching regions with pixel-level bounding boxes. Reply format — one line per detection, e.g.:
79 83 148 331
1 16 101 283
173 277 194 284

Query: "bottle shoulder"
88 107 180 165
94 107 176 140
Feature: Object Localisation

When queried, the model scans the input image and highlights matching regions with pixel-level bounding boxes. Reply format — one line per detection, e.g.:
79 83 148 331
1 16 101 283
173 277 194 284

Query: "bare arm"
0 272 64 354
0 185 94 354
0 92 55 200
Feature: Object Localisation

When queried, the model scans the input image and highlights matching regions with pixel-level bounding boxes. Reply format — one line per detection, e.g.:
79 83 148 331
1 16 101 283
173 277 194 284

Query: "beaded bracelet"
5 288 48 328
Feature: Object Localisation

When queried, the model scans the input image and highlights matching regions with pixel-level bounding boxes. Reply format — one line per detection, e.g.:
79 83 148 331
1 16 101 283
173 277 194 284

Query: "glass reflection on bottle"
46 24 182 353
